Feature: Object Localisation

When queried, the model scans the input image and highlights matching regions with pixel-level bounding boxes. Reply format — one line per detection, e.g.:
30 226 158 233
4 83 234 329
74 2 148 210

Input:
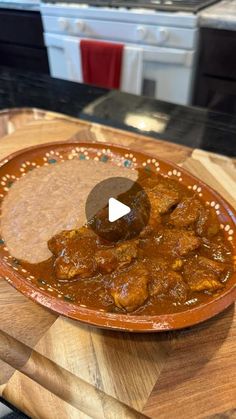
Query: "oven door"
142 46 195 105
44 32 195 105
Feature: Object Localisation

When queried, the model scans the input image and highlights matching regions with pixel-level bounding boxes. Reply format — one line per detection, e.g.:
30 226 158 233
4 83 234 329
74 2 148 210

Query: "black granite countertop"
0 66 235 157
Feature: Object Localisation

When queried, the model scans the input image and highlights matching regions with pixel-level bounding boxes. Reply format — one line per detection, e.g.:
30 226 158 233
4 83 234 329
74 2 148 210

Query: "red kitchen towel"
80 39 124 89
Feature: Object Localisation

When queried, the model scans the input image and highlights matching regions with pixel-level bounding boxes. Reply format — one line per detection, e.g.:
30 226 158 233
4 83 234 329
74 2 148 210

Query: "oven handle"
143 46 194 67
44 32 194 68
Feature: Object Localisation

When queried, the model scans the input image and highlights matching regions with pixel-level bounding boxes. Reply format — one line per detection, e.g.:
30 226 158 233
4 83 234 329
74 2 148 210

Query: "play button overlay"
108 198 131 222
85 176 150 242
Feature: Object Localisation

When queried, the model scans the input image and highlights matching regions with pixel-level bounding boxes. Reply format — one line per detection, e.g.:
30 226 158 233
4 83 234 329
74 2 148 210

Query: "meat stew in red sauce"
21 169 234 315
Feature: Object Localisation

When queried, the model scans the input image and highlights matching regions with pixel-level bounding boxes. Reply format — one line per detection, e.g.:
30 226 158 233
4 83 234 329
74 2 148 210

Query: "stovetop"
47 0 220 14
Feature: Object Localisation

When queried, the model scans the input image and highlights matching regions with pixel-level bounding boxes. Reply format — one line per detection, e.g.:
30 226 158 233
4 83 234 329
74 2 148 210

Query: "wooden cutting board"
0 108 235 419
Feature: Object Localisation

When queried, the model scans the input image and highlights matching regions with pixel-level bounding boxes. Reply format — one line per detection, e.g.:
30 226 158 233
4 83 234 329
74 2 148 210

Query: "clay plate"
0 142 235 332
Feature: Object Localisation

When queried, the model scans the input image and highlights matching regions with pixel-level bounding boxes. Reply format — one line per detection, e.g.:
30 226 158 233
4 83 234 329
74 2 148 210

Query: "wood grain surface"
0 108 235 419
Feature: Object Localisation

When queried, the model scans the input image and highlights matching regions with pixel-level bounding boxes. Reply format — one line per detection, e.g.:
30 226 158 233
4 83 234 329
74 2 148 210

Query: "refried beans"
0 160 137 263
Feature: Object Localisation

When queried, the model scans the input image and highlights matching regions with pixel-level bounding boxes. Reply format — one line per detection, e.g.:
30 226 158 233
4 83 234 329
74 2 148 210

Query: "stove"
41 0 214 106
43 0 220 14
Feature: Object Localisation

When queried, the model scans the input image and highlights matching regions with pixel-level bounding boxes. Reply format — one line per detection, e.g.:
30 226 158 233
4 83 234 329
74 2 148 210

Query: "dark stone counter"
0 66 235 157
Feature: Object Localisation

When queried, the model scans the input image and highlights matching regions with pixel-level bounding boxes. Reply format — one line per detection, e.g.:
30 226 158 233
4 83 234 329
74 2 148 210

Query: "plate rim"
0 140 235 332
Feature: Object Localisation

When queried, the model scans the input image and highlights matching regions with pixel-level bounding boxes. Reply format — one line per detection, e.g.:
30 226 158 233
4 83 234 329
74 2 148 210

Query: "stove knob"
156 28 169 44
136 25 147 41
58 17 69 32
74 19 86 33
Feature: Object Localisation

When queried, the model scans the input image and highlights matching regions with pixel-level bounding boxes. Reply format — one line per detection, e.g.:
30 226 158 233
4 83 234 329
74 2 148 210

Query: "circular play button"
85 177 150 242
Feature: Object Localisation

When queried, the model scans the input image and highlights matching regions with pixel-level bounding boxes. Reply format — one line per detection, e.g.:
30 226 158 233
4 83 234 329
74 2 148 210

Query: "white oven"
41 4 199 105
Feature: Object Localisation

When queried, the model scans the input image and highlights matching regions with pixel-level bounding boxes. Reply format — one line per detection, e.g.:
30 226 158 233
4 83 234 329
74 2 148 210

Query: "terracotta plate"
0 142 235 332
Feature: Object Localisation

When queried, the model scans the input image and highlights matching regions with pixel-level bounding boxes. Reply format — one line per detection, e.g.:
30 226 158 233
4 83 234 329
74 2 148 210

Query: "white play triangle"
108 197 131 222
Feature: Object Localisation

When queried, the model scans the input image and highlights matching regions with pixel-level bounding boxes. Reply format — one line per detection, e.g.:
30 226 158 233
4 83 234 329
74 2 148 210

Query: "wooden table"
0 108 235 419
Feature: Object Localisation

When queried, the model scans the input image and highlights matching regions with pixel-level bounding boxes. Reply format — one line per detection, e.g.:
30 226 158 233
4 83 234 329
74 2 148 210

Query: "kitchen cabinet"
193 28 236 114
0 9 49 73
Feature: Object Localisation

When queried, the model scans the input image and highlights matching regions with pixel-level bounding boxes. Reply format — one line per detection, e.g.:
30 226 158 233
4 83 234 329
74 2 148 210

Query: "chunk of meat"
54 235 98 279
197 256 226 275
156 228 201 257
48 227 98 280
196 207 220 237
49 228 139 279
169 197 202 227
48 226 95 255
183 257 224 292
187 273 222 292
48 229 78 255
146 183 180 215
202 236 232 263
110 262 149 312
169 197 220 237
141 181 180 234
141 174 182 195
139 174 159 190
149 267 188 302
95 241 138 274
139 228 200 258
